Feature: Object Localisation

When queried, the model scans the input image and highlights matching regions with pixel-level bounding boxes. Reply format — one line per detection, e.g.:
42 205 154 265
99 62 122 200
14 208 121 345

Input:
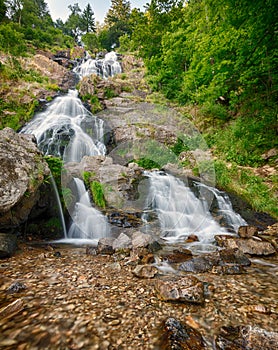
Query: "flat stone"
97 237 115 255
155 276 205 304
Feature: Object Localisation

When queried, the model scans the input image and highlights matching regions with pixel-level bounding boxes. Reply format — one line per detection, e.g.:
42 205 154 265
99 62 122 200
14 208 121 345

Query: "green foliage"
133 158 161 169
90 181 106 208
0 22 27 55
81 32 99 53
207 100 277 166
214 160 278 218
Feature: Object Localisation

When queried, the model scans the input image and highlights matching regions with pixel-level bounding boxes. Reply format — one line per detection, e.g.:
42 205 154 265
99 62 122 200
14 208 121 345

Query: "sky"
45 1 148 23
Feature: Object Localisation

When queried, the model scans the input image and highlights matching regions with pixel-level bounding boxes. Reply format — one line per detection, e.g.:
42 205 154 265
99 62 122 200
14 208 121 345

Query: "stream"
1 52 277 349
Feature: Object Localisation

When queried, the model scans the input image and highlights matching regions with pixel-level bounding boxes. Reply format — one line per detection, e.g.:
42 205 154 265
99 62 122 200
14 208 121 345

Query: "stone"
7 281 27 294
215 235 276 256
0 299 24 319
155 276 205 304
133 265 158 278
215 325 278 350
0 128 50 230
179 249 251 274
161 248 192 263
219 248 251 266
156 317 207 349
97 237 115 255
132 231 153 249
238 225 258 238
179 255 218 273
0 233 17 258
112 233 132 250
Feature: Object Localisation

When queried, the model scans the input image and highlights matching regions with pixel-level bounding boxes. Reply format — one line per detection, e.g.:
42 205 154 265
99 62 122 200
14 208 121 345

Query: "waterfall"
21 90 106 161
66 178 110 243
21 89 111 243
195 182 247 232
74 51 122 79
143 171 226 245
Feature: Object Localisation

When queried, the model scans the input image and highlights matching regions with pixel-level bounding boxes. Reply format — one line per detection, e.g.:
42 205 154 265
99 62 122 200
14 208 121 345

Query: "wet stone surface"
0 243 277 349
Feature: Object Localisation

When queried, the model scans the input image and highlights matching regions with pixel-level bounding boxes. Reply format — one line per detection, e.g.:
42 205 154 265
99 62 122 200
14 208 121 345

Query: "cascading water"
20 60 119 242
143 171 226 245
74 51 122 79
21 90 106 162
195 182 247 232
66 178 110 244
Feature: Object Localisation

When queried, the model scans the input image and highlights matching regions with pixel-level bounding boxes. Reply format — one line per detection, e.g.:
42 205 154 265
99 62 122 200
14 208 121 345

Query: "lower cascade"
143 171 246 246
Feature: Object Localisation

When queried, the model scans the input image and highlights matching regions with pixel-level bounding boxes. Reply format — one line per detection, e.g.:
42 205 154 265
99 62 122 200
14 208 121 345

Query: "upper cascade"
20 89 106 162
74 51 122 79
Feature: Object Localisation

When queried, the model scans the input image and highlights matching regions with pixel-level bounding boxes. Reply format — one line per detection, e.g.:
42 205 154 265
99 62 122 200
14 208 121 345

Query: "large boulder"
0 128 50 231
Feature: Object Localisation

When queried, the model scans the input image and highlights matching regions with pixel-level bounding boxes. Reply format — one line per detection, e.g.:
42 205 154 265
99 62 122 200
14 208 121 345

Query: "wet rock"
7 281 27 294
112 233 132 250
179 255 218 273
179 249 251 274
215 235 276 256
238 225 258 238
219 248 251 266
156 317 207 349
0 233 17 258
133 265 158 278
161 248 193 263
0 128 50 231
97 237 115 255
215 325 278 350
155 276 205 304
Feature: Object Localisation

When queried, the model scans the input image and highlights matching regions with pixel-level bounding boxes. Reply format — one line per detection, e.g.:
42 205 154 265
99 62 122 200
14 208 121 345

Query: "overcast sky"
45 1 148 23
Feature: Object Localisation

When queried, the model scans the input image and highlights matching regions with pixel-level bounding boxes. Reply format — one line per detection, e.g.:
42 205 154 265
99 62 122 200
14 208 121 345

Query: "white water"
74 51 122 79
66 178 110 240
195 182 247 232
21 90 106 161
144 171 226 244
21 89 110 242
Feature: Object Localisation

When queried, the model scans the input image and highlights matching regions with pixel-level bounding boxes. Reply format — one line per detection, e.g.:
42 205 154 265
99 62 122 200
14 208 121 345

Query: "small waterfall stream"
74 51 122 79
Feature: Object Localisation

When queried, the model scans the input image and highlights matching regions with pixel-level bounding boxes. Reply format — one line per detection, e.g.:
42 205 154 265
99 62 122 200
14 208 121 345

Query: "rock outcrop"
0 128 50 231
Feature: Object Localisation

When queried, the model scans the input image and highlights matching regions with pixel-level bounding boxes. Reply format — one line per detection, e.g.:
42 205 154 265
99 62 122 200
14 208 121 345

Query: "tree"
104 0 131 48
5 0 24 25
81 3 96 33
105 0 131 25
65 3 82 41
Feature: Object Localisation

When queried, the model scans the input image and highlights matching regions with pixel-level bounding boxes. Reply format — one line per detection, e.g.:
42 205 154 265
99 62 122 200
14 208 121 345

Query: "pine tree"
81 3 96 33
